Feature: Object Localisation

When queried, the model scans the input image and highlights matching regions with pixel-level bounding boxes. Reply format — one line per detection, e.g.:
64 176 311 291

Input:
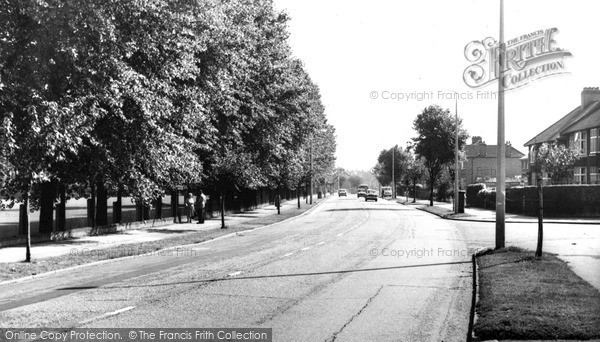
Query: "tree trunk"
96 181 108 226
171 189 178 223
114 185 122 224
535 181 544 258
297 187 301 209
220 192 226 229
38 181 55 234
412 183 417 203
24 192 31 262
429 178 434 207
87 183 96 228
155 196 163 219
56 183 66 231
276 191 281 215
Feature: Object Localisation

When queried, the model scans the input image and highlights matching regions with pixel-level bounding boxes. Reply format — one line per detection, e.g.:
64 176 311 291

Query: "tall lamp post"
496 0 506 249
392 145 395 198
310 137 313 205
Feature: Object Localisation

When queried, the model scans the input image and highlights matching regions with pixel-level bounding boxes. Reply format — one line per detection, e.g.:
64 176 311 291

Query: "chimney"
581 87 600 108
505 141 512 158
472 136 483 145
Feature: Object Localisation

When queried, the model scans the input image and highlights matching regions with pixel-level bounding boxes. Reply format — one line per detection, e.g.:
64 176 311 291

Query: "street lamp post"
310 137 313 205
392 145 395 198
496 0 506 249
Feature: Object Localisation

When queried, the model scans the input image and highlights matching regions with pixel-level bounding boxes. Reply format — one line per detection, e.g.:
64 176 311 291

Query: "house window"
591 166 599 184
569 133 575 150
574 167 587 184
579 131 588 155
591 128 599 154
529 146 536 163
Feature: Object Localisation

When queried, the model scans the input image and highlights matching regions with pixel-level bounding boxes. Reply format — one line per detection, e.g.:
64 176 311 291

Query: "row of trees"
372 105 468 206
0 0 336 256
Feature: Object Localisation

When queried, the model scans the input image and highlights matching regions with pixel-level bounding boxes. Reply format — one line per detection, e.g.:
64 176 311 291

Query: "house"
459 136 525 188
524 87 600 185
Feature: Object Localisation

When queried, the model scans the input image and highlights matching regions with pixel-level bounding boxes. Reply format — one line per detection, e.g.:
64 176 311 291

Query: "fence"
0 187 302 242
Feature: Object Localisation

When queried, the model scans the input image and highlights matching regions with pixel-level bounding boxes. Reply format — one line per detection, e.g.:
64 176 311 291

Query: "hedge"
467 183 486 207
469 184 600 217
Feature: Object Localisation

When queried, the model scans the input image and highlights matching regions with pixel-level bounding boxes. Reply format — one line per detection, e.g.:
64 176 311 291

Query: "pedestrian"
197 190 207 224
185 192 195 223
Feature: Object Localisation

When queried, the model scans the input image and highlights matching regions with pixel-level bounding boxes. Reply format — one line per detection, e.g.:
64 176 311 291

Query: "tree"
373 145 410 189
412 105 468 206
348 175 363 190
405 157 426 203
533 142 580 184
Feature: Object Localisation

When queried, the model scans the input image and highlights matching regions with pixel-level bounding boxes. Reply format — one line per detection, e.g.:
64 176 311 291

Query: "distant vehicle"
365 189 378 202
357 184 369 198
381 186 392 198
338 189 347 197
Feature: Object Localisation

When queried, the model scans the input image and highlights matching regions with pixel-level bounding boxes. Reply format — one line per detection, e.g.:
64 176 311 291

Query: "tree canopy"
0 0 336 214
412 105 468 206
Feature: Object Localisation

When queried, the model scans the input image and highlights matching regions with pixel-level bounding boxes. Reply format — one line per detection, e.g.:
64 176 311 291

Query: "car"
338 189 347 197
381 186 392 198
365 189 378 202
356 184 369 198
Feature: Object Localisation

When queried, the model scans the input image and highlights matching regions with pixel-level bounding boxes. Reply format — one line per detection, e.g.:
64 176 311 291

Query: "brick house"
459 136 525 188
524 87 600 185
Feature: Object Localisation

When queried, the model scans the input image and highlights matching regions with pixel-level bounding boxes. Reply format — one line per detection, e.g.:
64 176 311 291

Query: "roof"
562 105 600 134
524 101 600 146
465 144 525 158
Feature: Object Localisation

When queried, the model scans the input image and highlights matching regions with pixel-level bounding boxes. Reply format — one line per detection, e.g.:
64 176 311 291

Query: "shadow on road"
325 208 405 212
102 260 472 289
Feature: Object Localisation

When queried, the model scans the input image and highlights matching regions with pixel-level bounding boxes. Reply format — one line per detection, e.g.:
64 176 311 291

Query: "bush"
477 188 496 210
436 182 450 202
467 183 486 207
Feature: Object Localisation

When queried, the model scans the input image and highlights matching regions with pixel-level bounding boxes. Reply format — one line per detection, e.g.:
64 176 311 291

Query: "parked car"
365 189 378 202
357 184 368 198
338 189 347 197
381 186 392 198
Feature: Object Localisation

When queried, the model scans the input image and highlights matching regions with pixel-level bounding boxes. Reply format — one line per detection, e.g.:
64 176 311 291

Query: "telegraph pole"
495 0 506 249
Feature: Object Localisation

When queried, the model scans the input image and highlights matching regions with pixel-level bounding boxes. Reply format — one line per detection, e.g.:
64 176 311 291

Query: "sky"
272 0 600 171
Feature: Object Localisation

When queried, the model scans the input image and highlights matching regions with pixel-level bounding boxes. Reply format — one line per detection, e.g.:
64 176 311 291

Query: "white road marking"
78 306 135 325
301 247 311 251
282 252 295 258
316 242 325 246
337 233 343 237
228 271 243 277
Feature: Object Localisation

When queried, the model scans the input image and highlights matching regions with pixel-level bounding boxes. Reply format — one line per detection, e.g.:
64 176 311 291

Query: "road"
0 196 476 341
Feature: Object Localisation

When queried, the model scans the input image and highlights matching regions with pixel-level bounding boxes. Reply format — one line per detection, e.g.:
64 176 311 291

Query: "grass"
474 247 600 340
0 201 315 282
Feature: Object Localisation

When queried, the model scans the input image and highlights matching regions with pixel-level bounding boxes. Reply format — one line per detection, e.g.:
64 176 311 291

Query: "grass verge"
0 201 318 282
474 247 600 340
417 205 474 219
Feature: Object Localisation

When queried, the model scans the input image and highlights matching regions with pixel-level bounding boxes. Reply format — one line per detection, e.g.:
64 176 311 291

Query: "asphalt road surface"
0 196 474 341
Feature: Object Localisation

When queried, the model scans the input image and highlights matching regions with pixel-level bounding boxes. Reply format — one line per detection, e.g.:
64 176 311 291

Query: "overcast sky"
272 0 600 171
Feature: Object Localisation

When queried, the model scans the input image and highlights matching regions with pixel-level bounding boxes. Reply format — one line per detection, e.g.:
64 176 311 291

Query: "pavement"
398 197 600 224
0 197 322 264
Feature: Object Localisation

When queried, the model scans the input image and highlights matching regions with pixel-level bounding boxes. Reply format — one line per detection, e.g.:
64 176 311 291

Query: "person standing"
185 193 195 223
197 190 207 224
